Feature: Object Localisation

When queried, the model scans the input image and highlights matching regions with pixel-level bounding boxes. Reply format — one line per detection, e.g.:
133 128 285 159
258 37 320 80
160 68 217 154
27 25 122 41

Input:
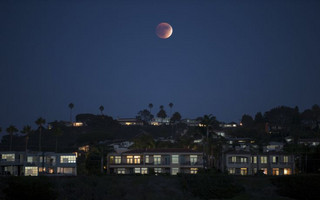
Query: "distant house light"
73 122 83 127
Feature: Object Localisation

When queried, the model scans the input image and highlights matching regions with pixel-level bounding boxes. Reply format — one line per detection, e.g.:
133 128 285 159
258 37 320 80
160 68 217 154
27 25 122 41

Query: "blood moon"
156 22 173 39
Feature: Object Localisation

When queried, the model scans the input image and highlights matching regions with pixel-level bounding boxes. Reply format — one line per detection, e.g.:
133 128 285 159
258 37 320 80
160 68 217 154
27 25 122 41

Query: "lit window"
2 154 15 162
284 168 291 175
228 168 235 174
273 168 279 175
141 168 148 174
154 168 162 174
127 156 133 164
60 155 76 163
134 168 141 174
172 155 179 164
39 167 46 172
260 156 267 164
240 157 248 163
134 156 140 164
25 167 38 176
115 156 121 164
240 168 247 175
154 155 161 165
283 156 289 163
190 168 198 174
27 156 35 163
171 168 179 175
261 168 267 175
252 156 257 164
145 155 149 163
117 168 125 174
110 156 114 164
58 167 74 174
190 155 197 165
231 156 236 163
272 156 278 163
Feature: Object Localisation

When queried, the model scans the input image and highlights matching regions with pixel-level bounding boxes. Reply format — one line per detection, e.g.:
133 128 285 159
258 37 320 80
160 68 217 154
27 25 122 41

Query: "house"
298 139 320 147
117 118 144 126
150 117 170 126
223 150 295 176
0 151 77 176
107 149 203 175
181 119 201 127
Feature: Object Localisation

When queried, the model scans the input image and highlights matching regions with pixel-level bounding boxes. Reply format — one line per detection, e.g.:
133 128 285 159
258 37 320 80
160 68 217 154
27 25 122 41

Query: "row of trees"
0 117 63 152
137 103 182 124
68 103 105 122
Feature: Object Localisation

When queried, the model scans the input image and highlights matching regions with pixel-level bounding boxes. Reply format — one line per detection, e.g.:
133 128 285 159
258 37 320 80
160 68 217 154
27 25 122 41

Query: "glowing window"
145 155 149 163
260 156 267 164
272 156 278 163
115 156 121 164
284 168 291 175
134 168 141 174
273 168 279 176
283 156 289 163
60 155 76 163
25 167 38 176
127 156 133 164
154 155 161 165
190 168 198 174
252 156 257 164
231 156 236 163
134 156 140 164
240 168 247 175
2 154 15 162
171 168 179 175
190 155 197 165
141 168 148 174
172 155 179 164
228 168 235 174
240 157 248 163
261 168 267 175
154 168 162 174
117 168 125 174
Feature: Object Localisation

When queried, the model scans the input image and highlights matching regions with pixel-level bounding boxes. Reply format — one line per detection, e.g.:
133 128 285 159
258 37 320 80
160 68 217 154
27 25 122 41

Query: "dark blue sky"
1 0 320 130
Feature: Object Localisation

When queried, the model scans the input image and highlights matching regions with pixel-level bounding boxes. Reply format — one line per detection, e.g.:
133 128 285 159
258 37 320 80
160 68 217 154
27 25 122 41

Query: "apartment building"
107 149 203 175
0 151 77 176
223 150 295 175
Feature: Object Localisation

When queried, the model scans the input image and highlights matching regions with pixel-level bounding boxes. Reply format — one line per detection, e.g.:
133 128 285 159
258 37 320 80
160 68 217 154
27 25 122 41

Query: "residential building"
0 151 77 176
223 150 295 176
117 118 144 126
107 149 203 175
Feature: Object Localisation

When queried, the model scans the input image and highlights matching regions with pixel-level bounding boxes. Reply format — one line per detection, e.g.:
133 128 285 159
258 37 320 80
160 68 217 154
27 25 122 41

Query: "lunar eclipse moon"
156 22 173 39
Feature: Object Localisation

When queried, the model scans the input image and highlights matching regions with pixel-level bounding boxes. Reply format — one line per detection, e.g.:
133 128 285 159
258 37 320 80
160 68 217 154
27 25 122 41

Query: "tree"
148 103 153 114
254 112 264 124
6 125 18 151
21 125 32 152
99 105 104 116
132 133 155 149
52 127 63 153
136 109 154 124
171 112 182 124
157 106 167 123
35 117 46 152
241 114 254 127
169 102 174 116
68 103 74 122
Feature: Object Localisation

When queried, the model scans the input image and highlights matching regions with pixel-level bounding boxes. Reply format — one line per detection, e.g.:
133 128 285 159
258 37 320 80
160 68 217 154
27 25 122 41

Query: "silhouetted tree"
148 103 153 114
169 102 174 116
171 112 182 124
254 112 264 124
21 125 32 152
68 103 74 122
241 114 254 127
136 109 154 124
157 106 167 123
35 117 46 152
99 105 104 116
6 125 18 151
132 133 155 149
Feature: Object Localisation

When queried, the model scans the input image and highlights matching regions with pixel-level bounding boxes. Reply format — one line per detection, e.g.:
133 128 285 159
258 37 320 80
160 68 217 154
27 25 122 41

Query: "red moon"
156 22 173 39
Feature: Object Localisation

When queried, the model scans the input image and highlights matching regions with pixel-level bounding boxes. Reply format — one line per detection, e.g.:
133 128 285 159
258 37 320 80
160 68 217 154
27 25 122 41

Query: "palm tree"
169 102 174 117
148 103 153 113
68 103 74 122
6 125 18 151
99 105 104 116
52 127 63 153
35 117 46 152
21 125 32 152
160 105 164 110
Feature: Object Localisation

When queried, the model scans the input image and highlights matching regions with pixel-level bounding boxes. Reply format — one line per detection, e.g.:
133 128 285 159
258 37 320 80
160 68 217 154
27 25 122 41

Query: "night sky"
1 0 320 131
